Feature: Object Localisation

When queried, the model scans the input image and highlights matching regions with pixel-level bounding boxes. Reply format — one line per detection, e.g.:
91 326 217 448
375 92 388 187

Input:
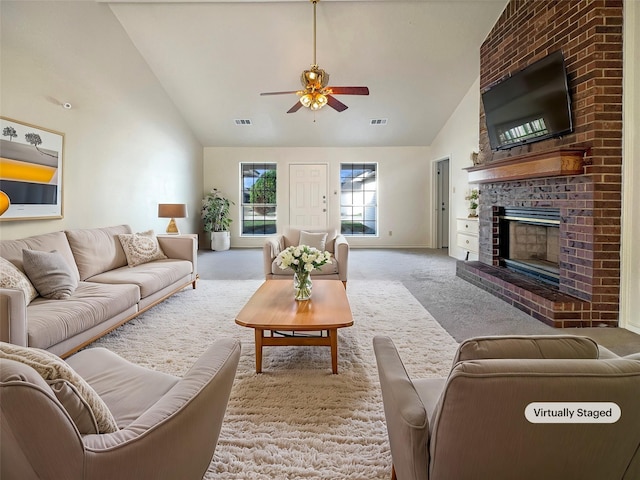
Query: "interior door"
436 158 450 248
289 164 328 228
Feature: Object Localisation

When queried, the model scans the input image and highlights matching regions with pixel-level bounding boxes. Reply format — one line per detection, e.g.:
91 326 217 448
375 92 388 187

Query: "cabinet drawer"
457 233 479 253
456 219 479 234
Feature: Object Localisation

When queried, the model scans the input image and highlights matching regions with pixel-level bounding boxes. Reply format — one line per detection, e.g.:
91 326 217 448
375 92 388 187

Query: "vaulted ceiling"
104 0 508 147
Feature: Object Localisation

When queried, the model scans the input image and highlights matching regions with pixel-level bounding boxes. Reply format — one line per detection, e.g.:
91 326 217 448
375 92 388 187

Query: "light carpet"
88 279 459 479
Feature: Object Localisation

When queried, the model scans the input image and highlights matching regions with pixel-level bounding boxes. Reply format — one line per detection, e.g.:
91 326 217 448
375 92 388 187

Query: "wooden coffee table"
235 280 353 374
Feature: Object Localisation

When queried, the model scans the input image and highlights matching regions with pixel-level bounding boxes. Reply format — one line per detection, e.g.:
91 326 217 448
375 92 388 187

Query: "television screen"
482 50 573 151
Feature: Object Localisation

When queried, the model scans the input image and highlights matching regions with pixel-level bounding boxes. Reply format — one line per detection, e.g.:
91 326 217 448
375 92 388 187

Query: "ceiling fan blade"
326 95 348 112
287 101 304 113
260 91 299 96
326 86 369 96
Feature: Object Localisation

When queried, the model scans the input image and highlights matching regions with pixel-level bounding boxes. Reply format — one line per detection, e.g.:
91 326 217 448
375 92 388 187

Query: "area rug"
89 279 459 479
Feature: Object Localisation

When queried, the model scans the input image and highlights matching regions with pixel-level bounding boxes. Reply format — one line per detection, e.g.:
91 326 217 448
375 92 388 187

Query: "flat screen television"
482 50 573 151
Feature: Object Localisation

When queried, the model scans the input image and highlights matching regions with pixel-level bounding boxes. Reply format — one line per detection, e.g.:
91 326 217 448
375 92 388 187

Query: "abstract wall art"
0 117 64 221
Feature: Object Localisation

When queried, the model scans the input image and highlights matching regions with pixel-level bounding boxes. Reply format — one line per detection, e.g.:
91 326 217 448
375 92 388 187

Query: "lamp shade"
158 203 188 219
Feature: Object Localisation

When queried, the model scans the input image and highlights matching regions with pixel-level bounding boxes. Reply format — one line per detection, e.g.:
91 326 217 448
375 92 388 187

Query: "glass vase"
293 271 312 301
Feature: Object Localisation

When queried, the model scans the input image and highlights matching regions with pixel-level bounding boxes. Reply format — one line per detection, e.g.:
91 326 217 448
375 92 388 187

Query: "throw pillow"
22 249 78 300
0 342 118 434
0 257 38 305
117 230 167 267
48 379 101 434
299 231 328 251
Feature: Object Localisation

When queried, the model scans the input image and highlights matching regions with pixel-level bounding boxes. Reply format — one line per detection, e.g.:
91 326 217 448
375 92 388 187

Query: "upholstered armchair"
1 338 240 480
373 335 640 480
263 227 349 286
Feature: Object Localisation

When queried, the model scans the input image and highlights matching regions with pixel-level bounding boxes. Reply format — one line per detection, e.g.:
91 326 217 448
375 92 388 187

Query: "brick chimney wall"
470 0 623 326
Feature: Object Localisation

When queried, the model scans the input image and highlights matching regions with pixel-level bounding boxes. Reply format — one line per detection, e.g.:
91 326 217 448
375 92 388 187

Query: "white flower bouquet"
278 245 332 300
278 245 332 274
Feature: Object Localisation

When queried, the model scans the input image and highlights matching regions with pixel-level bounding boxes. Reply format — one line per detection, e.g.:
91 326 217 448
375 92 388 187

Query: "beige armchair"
373 335 640 480
263 227 349 286
1 338 240 480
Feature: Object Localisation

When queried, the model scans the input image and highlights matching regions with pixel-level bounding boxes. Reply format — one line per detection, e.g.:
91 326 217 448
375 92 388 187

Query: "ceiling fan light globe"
300 93 313 108
309 93 327 110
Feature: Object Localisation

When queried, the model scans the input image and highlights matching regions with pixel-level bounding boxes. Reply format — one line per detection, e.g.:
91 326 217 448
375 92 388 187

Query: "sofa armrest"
373 336 430 480
263 236 283 277
0 288 28 347
334 234 349 282
157 235 198 280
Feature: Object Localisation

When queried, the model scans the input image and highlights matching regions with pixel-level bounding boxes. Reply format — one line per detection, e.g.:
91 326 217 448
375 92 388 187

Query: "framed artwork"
0 117 64 221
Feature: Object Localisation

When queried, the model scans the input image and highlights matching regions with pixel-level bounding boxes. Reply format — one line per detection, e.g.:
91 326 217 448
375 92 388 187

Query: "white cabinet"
456 217 478 260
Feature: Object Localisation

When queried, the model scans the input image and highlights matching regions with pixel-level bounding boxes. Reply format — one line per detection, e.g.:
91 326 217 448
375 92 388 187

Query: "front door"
289 164 328 228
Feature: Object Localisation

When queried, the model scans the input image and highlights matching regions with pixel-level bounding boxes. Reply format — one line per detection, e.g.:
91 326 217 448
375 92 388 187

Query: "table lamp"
158 203 187 234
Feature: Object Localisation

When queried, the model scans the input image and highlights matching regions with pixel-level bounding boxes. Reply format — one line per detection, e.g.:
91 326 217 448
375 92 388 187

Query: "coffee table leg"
255 329 263 373
329 328 338 374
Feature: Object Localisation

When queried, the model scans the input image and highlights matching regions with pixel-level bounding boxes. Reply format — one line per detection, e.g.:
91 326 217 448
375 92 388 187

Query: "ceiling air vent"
370 119 388 125
234 119 252 126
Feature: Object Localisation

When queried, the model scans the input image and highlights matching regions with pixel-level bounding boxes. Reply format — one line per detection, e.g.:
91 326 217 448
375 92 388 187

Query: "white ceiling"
105 0 508 147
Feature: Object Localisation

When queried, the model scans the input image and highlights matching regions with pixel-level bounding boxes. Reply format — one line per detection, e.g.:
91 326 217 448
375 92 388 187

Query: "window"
241 163 277 235
340 163 377 236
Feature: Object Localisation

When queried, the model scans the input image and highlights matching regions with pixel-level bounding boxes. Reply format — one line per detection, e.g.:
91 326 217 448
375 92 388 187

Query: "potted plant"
465 188 479 218
201 188 234 251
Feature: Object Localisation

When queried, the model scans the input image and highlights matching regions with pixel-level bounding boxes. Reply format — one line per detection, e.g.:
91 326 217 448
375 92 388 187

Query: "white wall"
203 146 432 248
621 0 640 333
428 77 481 260
0 1 203 240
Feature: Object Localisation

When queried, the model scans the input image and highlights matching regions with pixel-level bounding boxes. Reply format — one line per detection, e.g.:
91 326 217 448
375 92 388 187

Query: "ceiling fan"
260 0 369 113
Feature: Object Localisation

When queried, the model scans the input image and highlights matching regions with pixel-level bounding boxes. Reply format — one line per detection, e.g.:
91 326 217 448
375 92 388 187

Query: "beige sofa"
0 225 197 358
263 227 349 285
374 335 640 480
1 338 240 480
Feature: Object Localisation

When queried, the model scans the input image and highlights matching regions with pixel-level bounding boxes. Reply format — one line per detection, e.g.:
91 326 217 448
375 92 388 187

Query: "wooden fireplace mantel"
465 148 586 184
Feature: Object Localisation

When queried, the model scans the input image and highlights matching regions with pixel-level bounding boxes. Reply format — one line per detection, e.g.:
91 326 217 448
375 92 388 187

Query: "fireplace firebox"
498 207 560 287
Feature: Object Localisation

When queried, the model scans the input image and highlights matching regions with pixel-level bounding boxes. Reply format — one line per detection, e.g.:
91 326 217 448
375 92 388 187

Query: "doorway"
289 164 328 228
436 158 450 249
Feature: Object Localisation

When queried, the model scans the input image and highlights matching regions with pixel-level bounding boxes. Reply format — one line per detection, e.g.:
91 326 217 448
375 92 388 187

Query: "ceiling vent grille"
370 119 388 125
234 119 252 126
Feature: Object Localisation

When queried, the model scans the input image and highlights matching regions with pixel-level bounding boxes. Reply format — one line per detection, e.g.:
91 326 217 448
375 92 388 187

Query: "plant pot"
210 231 231 251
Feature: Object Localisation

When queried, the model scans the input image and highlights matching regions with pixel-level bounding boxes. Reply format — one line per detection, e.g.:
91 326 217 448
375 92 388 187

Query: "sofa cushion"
65 225 131 281
117 230 167 267
26 282 140 350
0 256 38 305
283 227 338 252
299 230 328 251
87 259 192 298
48 379 101 434
67 347 180 428
0 342 118 434
0 231 80 281
22 249 78 300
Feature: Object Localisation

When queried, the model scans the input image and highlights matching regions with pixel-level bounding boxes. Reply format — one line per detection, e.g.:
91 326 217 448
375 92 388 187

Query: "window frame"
240 162 277 237
339 162 378 237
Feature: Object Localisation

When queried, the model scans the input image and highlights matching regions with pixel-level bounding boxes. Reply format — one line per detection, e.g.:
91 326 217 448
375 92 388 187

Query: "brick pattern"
469 0 623 327
456 261 595 328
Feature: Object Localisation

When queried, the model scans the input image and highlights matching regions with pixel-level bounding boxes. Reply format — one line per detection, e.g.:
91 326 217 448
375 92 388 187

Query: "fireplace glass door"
499 207 561 286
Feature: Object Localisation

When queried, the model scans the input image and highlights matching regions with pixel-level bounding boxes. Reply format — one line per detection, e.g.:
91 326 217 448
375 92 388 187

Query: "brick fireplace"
456 0 623 327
